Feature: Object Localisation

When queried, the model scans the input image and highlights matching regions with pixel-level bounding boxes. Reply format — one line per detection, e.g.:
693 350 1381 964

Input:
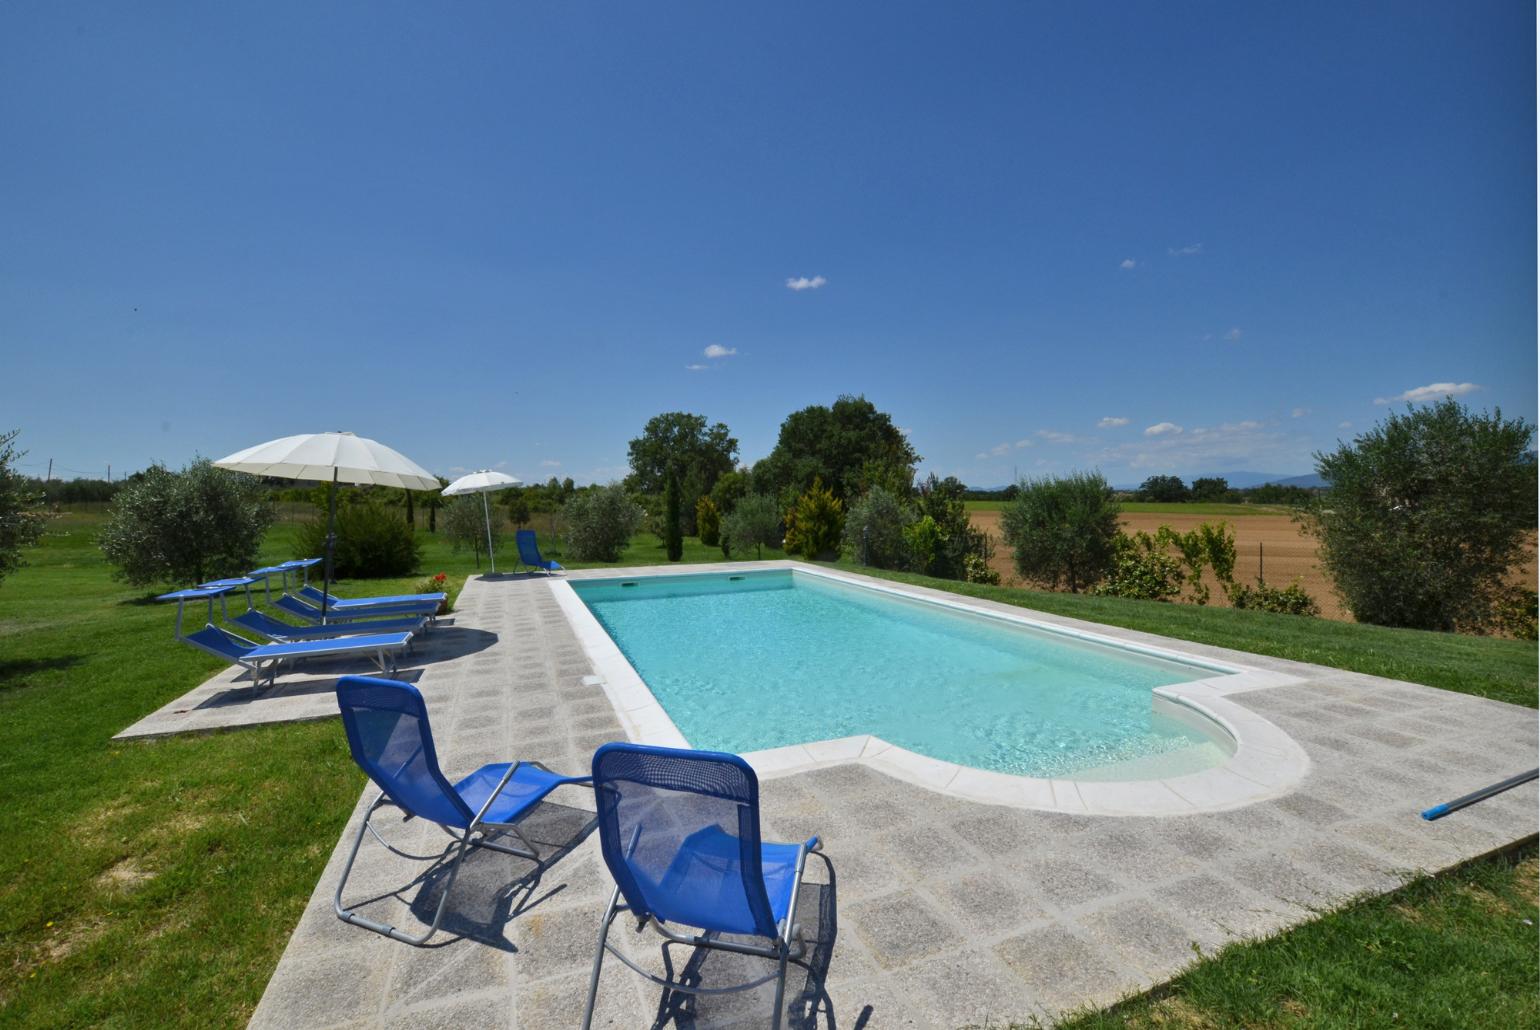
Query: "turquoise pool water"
572 570 1235 779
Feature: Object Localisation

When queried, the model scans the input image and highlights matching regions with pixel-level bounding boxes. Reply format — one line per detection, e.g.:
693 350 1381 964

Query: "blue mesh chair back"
592 742 778 938
516 530 550 568
336 676 473 829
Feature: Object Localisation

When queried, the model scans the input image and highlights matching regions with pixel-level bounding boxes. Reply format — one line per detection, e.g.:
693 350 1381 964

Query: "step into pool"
571 569 1237 780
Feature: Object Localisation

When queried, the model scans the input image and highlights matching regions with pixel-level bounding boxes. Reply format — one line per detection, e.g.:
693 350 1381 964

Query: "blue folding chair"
582 743 824 1030
333 676 592 946
516 529 563 575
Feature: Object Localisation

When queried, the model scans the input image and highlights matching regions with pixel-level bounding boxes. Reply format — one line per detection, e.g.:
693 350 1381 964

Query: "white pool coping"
549 561 1312 816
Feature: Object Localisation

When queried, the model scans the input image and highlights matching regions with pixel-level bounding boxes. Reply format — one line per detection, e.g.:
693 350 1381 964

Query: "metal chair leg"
582 886 623 1030
333 796 475 947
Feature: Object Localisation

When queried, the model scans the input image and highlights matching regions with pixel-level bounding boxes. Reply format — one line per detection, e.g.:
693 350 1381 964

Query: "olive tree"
1304 400 1537 631
99 459 274 587
565 483 643 562
443 495 498 568
721 494 782 559
0 430 45 587
1000 472 1121 592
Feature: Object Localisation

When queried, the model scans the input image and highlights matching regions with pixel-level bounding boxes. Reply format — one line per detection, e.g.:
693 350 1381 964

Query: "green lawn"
1051 843 1539 1030
965 499 1292 516
0 514 1533 1026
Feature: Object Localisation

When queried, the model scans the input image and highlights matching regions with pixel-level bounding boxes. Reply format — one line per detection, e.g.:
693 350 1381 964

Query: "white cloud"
539 459 561 468
1216 420 1264 432
1097 417 1130 428
1338 420 1353 430
1373 381 1479 405
974 452 989 461
448 465 469 474
988 442 1012 457
494 460 509 469
1144 422 1183 437
1168 243 1204 257
785 275 827 291
1036 429 1084 444
703 344 737 359
1290 407 1309 418
1224 327 1243 342
685 363 707 371
1013 438 1034 448
1119 258 1137 270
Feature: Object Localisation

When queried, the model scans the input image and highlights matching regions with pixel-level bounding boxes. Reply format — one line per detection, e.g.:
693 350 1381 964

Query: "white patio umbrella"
214 432 440 622
442 469 522 574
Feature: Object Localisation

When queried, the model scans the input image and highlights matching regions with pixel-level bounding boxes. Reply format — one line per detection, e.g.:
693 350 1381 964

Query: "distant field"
964 499 1292 516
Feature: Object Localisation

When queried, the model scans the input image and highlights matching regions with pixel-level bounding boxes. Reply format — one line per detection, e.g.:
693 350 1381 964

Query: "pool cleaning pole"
1421 769 1538 821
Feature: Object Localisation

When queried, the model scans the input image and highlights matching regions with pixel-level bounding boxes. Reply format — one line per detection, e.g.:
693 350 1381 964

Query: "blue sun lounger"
298 584 446 613
158 585 412 686
333 676 592 945
279 592 441 625
516 530 562 575
230 607 426 644
582 743 825 1030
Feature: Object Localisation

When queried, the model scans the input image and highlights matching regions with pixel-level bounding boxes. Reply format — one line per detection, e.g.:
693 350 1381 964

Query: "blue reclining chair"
333 676 592 946
516 529 563 575
582 742 823 1030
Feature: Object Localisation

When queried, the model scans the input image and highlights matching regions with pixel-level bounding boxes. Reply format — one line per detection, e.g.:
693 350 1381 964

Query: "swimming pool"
570 568 1238 780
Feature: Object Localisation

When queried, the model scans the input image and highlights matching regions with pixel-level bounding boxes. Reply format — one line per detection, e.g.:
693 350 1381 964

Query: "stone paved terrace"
238 565 1537 1028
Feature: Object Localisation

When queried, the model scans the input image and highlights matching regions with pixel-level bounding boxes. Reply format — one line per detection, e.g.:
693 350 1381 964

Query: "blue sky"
2 2 1534 487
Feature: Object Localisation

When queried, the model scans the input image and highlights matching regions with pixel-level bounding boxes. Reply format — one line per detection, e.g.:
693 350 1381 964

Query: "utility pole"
107 464 112 484
45 458 52 483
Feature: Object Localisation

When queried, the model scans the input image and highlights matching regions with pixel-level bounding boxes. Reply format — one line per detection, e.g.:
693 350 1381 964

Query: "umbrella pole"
322 469 338 624
482 492 496 574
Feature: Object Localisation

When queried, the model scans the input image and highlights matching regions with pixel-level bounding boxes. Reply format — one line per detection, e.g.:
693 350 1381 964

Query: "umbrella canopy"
214 432 440 620
442 469 522 496
214 432 439 491
442 469 522 574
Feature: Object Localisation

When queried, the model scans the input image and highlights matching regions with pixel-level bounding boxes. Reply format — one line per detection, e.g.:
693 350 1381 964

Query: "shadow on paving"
641 853 846 1030
340 801 598 951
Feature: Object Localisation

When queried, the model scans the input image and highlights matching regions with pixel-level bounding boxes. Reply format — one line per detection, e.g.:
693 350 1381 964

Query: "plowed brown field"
969 510 1537 622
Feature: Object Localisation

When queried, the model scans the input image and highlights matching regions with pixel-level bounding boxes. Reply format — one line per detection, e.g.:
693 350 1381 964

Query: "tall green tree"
753 395 918 503
626 412 738 496
0 430 45 588
1001 472 1121 592
663 468 684 561
1304 400 1537 631
1136 475 1189 503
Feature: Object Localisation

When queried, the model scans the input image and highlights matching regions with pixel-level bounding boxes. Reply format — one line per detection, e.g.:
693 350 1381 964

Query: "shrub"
0 429 45 588
721 493 782 559
963 553 1000 585
782 477 844 560
696 495 722 547
412 572 452 614
564 483 643 562
295 499 421 578
1164 522 1237 605
442 495 498 568
1484 586 1538 641
840 486 914 569
1000 472 1120 592
100 459 274 587
916 474 994 580
904 515 944 575
1303 399 1537 631
663 471 683 562
1093 531 1185 602
1230 579 1321 617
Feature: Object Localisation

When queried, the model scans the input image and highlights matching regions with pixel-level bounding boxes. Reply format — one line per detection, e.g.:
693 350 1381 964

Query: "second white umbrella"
442 470 522 573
